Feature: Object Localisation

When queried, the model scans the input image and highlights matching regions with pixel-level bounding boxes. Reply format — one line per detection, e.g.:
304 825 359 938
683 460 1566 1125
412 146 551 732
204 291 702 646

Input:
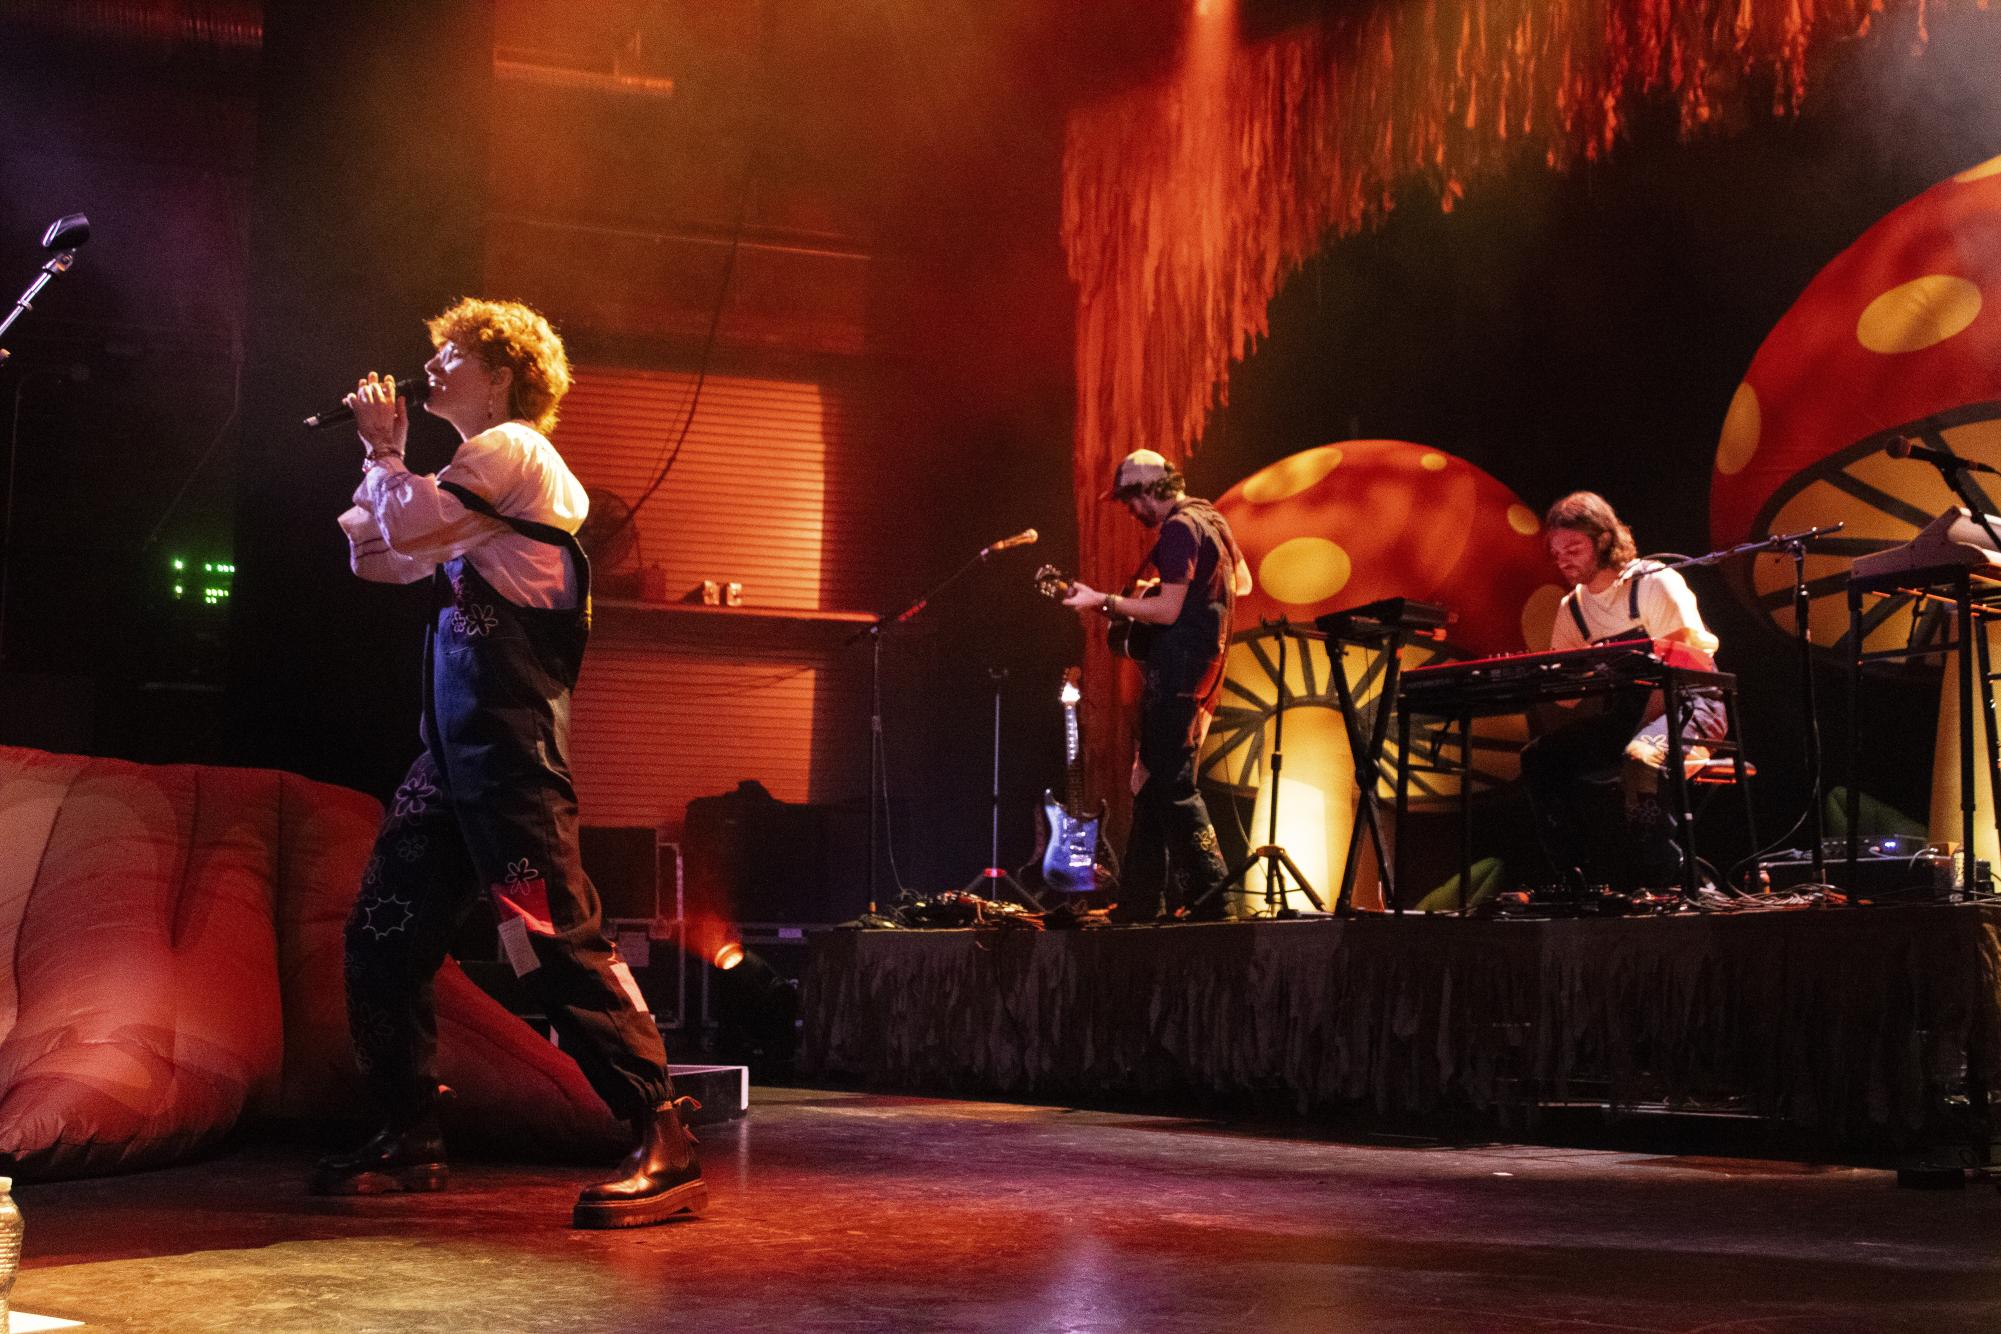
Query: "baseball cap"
1103 448 1177 501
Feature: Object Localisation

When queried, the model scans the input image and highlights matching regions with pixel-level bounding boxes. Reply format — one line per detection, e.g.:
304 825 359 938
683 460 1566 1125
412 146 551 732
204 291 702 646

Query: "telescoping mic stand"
1 215 91 667
1195 618 1326 918
855 528 1040 914
0 215 91 365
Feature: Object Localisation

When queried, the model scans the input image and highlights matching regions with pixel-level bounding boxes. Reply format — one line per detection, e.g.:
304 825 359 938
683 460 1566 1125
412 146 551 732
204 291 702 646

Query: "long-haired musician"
1524 491 1726 891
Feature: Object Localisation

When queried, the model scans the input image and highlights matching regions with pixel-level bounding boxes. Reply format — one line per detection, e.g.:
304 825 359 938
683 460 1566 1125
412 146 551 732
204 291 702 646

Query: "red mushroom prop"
1710 151 2001 862
1216 439 1559 654
1200 442 1561 907
1711 152 2001 651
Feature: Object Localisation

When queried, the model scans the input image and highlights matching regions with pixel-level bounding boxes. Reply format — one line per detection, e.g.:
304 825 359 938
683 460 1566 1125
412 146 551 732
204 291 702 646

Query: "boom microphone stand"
1861 439 2001 892
0 215 91 670
0 215 90 364
1660 521 1843 886
857 529 1038 913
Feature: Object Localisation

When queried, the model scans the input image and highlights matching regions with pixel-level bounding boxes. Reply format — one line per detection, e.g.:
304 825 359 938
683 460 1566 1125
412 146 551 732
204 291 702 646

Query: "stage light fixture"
712 941 745 971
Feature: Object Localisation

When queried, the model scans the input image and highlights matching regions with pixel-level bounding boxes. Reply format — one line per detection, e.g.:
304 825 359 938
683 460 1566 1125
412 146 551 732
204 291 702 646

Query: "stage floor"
12 1088 2001 1332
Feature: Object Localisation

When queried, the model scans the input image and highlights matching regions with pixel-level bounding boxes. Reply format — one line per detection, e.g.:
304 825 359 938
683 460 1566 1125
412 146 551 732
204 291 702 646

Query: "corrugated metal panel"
553 367 893 611
557 365 885 830
570 639 827 827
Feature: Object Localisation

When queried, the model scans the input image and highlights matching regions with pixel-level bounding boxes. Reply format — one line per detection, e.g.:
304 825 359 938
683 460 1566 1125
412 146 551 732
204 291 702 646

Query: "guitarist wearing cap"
1062 449 1253 921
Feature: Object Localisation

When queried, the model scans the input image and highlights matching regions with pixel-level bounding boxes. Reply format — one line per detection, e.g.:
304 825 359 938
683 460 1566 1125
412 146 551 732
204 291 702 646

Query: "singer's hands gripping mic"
303 370 431 430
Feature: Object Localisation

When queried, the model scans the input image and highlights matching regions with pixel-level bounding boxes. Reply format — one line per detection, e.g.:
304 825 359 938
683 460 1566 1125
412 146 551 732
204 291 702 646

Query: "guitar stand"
962 667 1045 910
1194 620 1327 918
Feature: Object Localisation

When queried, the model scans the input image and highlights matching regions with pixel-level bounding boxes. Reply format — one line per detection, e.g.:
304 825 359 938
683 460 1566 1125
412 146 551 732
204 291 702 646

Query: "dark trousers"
1518 690 1723 891
344 749 672 1123
1122 689 1229 917
1518 695 1646 889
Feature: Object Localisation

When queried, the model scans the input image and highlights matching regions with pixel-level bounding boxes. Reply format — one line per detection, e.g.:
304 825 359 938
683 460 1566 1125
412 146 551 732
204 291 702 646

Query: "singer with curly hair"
315 297 704 1229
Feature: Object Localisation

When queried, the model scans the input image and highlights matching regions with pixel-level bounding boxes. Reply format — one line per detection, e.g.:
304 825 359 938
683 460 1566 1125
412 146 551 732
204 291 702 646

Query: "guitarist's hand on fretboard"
1034 563 1160 660
1057 579 1104 611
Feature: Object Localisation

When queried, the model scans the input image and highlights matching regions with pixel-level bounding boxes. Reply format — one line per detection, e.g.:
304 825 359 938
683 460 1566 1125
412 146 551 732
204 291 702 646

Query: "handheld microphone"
302 369 431 430
980 528 1039 559
1887 435 1999 476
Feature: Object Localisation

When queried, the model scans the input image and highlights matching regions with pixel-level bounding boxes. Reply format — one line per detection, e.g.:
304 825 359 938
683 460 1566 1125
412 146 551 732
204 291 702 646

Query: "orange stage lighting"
685 910 745 972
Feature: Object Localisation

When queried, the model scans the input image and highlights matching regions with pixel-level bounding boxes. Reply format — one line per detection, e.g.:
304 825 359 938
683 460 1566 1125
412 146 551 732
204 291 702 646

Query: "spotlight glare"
713 941 745 971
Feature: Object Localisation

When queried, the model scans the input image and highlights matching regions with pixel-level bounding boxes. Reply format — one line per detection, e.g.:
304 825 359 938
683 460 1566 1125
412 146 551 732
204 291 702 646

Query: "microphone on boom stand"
979 528 1039 560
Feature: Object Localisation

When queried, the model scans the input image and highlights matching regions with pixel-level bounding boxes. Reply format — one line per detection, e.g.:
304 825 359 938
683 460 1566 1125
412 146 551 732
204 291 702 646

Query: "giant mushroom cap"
1206 441 1560 812
1711 153 2001 648
1216 439 1560 655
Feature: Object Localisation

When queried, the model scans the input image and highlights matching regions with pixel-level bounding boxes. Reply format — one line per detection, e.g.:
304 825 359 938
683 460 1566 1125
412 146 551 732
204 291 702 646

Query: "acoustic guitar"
1034 667 1105 893
1033 563 1160 660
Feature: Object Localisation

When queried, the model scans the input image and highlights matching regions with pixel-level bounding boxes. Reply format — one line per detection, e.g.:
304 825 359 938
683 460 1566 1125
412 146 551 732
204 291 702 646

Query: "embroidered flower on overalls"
358 891 415 940
455 604 498 637
352 1000 397 1052
396 834 429 863
392 773 437 821
504 858 542 886
362 854 382 888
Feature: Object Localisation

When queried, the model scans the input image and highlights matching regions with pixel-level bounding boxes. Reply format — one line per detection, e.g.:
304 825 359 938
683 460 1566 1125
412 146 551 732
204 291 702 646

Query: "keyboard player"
1524 492 1727 891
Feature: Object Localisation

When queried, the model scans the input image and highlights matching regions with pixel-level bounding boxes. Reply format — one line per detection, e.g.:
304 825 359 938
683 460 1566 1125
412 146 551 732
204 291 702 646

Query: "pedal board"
1759 842 1983 900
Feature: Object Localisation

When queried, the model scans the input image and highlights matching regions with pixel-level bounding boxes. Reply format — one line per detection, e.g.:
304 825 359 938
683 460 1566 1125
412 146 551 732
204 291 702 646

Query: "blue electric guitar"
1036 668 1105 893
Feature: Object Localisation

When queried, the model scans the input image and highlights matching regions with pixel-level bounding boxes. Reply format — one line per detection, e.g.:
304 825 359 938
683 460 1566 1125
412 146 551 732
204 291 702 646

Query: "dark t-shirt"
1146 499 1237 681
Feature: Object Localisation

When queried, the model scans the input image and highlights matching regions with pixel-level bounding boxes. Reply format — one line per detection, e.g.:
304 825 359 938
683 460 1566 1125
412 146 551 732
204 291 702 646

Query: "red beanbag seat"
0 745 623 1180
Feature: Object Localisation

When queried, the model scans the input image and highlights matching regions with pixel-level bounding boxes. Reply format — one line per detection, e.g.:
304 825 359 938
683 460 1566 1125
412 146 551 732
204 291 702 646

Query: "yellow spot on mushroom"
1856 275 1983 354
1259 537 1351 605
1506 504 1540 537
1419 452 1448 472
1716 382 1761 476
1521 584 1566 649
1953 155 2001 185
1241 447 1343 504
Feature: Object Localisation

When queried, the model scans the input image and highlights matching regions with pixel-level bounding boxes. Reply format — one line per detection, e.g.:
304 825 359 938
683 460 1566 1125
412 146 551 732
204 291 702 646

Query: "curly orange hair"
426 297 572 435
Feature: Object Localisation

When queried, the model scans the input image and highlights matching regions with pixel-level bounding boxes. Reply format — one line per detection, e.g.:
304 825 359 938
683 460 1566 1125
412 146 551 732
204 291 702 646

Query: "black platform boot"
572 1096 707 1229
310 1085 451 1195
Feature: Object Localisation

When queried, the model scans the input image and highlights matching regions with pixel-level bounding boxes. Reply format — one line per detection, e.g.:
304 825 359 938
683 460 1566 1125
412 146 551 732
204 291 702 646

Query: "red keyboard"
1399 638 1716 715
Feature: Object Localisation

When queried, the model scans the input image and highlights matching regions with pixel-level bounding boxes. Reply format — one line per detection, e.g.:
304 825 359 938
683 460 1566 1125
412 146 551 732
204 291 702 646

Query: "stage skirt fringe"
802 908 2001 1143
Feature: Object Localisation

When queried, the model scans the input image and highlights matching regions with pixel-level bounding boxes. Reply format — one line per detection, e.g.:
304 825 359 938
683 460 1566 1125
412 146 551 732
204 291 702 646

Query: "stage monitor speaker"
682 782 866 925
579 826 676 920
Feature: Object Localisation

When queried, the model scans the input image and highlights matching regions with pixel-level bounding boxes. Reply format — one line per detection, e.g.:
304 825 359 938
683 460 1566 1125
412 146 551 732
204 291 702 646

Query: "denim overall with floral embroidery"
343 481 671 1122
